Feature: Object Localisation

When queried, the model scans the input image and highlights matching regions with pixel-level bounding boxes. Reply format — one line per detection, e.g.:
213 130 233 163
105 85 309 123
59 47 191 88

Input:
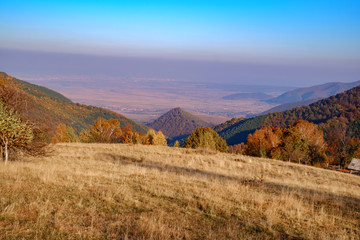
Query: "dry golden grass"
0 143 359 239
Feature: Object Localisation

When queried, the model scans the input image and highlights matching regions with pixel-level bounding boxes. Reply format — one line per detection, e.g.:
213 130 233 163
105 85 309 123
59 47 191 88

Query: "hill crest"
148 107 213 138
266 80 360 104
217 84 360 145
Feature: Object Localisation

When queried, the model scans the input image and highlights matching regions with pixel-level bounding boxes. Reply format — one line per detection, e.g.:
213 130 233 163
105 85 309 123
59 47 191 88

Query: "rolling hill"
147 107 213 138
217 84 360 145
0 143 359 239
222 92 273 100
266 80 360 104
260 98 320 115
0 72 148 138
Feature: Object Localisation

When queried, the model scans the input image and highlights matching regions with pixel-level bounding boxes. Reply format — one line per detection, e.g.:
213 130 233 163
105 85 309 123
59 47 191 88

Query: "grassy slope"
1 143 359 239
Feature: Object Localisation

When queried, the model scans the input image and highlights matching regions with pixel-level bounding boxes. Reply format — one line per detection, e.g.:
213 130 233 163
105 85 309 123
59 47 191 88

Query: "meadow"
0 143 359 239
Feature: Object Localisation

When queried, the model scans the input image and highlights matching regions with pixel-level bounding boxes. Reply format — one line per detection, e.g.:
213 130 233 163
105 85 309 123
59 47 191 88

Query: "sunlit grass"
0 143 359 239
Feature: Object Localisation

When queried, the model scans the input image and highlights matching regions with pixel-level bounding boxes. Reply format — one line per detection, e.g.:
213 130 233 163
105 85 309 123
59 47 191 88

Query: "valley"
1 1 360 239
15 74 282 123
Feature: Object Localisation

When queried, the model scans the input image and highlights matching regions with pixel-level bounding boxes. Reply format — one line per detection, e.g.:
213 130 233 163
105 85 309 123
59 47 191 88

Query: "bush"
184 127 228 152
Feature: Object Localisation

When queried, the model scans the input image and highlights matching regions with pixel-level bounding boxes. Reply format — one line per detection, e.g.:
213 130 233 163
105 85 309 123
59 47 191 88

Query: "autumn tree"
121 124 143 144
0 76 28 115
143 129 167 146
244 127 282 158
321 118 357 167
173 140 181 148
0 102 33 164
0 75 46 157
243 120 328 166
80 117 122 143
229 143 245 154
184 127 228 152
280 120 328 166
51 123 78 143
353 140 360 158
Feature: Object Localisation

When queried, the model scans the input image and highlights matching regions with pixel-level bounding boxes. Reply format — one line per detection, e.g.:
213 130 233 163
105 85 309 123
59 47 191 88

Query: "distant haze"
1 49 359 87
1 0 359 87
1 1 359 119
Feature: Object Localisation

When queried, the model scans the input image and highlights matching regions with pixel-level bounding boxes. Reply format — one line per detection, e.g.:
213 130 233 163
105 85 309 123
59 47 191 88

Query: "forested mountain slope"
0 72 148 139
217 85 360 145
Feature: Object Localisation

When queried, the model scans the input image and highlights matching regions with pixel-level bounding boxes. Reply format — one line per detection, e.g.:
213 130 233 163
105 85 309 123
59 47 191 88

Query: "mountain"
0 72 148 139
263 85 360 128
147 107 213 138
217 84 360 145
266 80 360 104
222 92 273 100
260 98 320 115
189 111 230 125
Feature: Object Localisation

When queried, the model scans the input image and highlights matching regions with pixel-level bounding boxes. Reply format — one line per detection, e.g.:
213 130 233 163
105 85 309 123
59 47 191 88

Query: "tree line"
230 120 360 167
51 117 168 146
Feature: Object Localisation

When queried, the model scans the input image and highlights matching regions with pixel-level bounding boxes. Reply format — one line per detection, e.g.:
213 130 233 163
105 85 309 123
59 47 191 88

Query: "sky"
1 0 360 86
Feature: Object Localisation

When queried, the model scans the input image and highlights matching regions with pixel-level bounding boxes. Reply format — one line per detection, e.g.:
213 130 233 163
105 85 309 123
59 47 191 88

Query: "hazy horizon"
1 0 360 88
1 48 359 88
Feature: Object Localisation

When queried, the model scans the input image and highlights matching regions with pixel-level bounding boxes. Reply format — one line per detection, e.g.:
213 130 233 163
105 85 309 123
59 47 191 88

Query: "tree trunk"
0 146 3 161
4 141 8 165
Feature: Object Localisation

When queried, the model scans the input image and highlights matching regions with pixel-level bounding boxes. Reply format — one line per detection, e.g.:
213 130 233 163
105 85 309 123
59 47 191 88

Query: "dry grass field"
0 143 359 239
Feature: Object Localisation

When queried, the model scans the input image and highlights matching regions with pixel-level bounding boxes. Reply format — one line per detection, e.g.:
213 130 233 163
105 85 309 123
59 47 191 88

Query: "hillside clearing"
0 143 359 239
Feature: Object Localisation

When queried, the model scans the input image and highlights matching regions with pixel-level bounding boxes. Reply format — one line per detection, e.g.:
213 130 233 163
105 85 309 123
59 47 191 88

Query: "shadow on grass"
97 152 262 185
97 153 360 210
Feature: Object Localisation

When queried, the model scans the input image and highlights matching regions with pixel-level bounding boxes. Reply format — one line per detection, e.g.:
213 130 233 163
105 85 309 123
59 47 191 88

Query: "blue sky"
1 0 359 86
1 0 359 62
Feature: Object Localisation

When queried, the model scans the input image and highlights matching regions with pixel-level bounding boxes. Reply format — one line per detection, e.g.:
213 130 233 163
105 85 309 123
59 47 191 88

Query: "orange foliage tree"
229 143 245 154
244 120 328 166
322 118 359 167
121 124 143 144
244 127 282 158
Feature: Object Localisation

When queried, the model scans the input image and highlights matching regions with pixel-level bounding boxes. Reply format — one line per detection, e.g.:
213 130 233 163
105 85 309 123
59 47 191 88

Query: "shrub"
184 127 228 152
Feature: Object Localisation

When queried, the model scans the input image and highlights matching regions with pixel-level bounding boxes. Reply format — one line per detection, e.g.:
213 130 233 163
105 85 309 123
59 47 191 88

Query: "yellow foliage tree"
173 140 181 148
143 129 167 146
184 127 228 152
0 102 33 164
51 123 78 143
80 117 122 143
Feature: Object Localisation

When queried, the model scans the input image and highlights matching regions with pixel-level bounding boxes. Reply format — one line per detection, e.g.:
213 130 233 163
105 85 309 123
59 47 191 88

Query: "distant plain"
16 74 287 124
